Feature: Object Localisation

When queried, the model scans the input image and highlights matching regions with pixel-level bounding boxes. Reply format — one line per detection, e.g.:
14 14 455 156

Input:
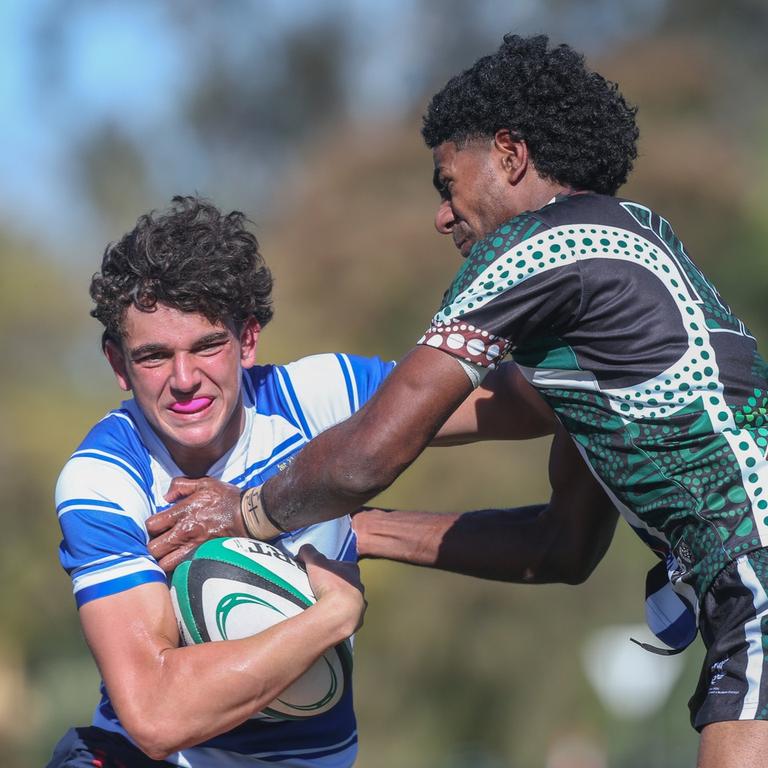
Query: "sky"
0 0 669 254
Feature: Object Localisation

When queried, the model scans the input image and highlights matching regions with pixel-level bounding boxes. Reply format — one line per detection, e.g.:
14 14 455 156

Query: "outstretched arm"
352 425 618 585
148 354 563 570
258 346 479 532
148 346 474 569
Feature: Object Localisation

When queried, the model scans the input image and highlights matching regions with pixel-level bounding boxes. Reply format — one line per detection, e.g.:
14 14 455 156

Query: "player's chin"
164 422 221 450
458 240 474 258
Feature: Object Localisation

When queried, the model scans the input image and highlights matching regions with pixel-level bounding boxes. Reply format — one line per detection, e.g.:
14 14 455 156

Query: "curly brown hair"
90 195 273 346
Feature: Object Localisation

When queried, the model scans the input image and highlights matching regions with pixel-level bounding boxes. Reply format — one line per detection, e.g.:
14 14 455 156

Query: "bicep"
80 583 178 714
335 345 473 475
434 362 556 444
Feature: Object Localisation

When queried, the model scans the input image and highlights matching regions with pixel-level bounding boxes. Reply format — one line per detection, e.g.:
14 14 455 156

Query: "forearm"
354 495 618 585
353 505 574 583
157 605 347 752
353 427 619 586
262 347 473 532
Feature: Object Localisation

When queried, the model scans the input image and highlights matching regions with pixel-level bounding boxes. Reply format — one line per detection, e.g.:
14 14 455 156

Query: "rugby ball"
170 537 352 719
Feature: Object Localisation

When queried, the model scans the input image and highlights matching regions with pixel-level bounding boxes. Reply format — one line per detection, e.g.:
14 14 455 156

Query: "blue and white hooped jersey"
56 352 394 768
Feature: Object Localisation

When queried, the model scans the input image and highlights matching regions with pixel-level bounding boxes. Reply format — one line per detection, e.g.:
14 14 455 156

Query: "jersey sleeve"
277 353 395 437
56 439 166 608
419 212 583 368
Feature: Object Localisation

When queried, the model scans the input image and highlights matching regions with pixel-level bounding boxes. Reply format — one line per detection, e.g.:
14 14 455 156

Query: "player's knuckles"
147 537 165 555
175 515 207 542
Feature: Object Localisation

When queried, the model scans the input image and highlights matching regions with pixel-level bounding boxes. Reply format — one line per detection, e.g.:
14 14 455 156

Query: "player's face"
105 304 260 476
432 140 519 258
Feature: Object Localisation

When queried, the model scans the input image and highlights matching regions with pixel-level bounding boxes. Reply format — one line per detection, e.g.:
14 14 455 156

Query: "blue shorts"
690 549 768 730
47 726 174 768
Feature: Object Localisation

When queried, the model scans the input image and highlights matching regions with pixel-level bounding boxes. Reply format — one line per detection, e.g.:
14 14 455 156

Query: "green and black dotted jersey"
419 192 768 648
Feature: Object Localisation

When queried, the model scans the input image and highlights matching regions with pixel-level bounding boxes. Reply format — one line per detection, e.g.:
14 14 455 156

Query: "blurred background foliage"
1 0 767 766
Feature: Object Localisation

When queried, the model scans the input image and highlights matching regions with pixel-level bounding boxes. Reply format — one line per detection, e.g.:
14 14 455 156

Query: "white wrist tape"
454 357 489 389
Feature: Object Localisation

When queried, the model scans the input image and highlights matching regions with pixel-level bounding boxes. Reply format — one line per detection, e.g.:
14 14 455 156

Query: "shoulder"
56 410 161 602
245 354 394 438
57 408 154 507
534 193 673 243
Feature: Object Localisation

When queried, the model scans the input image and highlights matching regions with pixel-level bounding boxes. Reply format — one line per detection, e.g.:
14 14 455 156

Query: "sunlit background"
1 1 767 766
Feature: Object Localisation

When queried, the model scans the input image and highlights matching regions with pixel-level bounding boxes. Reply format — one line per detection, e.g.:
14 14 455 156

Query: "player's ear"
239 317 261 370
104 340 132 392
494 129 528 184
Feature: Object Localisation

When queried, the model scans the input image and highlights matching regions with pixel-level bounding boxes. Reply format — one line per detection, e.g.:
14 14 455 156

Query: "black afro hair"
422 34 639 195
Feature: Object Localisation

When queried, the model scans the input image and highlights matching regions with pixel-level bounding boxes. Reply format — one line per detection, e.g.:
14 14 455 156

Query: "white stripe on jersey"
280 354 355 438
71 552 135 575
101 409 140 430
736 556 768 719
335 354 360 412
73 556 164 595
71 447 145 481
56 456 153 531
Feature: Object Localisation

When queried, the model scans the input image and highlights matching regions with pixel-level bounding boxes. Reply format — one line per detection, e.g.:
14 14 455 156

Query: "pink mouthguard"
170 397 213 414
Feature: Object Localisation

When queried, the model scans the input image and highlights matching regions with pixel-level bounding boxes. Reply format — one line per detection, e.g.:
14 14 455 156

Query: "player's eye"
135 352 168 365
197 341 227 356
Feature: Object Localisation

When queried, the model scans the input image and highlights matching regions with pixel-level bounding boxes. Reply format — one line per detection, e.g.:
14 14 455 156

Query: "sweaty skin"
81 544 364 759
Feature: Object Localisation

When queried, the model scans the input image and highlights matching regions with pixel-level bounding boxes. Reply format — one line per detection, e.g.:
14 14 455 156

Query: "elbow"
141 742 175 763
544 502 617 586
121 707 190 761
560 558 599 586
542 531 605 586
124 720 175 761
558 535 611 585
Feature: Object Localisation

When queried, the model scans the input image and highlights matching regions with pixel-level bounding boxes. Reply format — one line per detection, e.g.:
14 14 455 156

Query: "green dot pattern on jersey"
431 203 768 601
543 383 763 595
440 214 544 312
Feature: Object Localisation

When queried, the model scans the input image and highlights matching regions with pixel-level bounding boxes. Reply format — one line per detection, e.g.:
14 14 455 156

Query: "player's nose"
435 200 455 234
169 353 201 392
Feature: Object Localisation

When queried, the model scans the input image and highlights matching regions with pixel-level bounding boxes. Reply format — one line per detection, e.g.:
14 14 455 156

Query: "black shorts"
47 726 174 768
689 548 768 730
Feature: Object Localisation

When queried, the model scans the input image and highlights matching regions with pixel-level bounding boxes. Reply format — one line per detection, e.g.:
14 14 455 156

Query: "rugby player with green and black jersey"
146 35 768 767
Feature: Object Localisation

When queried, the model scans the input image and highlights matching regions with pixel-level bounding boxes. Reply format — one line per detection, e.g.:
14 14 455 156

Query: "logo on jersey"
670 540 694 580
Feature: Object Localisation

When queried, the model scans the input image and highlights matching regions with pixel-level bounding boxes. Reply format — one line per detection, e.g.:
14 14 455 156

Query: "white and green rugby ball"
170 537 352 719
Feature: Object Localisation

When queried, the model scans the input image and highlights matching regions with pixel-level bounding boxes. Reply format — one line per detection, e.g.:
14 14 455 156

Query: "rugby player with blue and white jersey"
48 197 382 768
55 352 391 768
50 195 566 768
